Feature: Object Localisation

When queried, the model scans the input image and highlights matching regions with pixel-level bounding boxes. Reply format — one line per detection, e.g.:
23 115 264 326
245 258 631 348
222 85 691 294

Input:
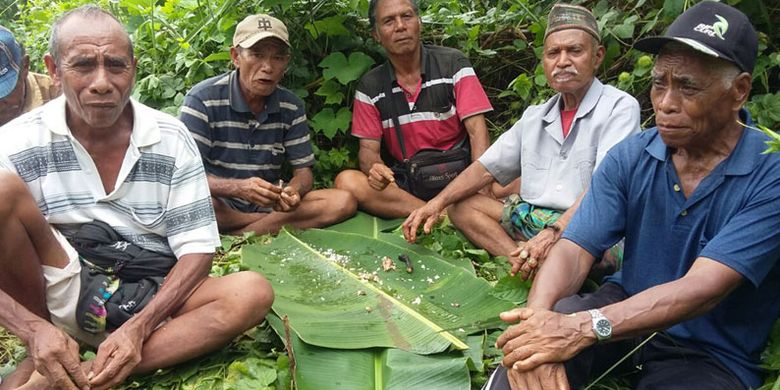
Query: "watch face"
596 319 612 337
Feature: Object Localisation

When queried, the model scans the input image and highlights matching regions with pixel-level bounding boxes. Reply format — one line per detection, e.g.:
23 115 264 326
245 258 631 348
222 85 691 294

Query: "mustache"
552 67 579 77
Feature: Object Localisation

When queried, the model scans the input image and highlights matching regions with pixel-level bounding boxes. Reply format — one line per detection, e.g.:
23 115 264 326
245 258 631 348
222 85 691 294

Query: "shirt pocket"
130 204 166 230
521 151 552 199
572 146 597 190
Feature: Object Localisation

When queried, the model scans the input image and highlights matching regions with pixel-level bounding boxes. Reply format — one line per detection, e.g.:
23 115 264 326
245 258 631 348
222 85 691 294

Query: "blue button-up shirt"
565 110 780 388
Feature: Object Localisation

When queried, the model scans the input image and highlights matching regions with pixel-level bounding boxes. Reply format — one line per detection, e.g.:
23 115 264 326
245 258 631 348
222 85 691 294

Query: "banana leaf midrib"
282 229 469 350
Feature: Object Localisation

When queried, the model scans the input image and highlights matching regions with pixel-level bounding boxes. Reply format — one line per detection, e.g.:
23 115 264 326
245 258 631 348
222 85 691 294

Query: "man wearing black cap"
485 2 780 389
180 14 356 235
0 26 59 126
402 3 639 280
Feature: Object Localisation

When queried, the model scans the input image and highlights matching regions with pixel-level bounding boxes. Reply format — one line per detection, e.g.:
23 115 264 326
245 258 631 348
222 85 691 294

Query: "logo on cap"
257 18 273 31
693 14 729 40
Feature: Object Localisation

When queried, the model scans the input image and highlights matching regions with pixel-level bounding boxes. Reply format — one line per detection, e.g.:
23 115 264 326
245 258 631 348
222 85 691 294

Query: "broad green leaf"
305 15 350 38
326 212 474 273
224 357 277 390
242 228 515 354
267 315 470 390
314 79 346 105
326 211 404 236
309 107 352 139
319 52 376 85
203 51 231 62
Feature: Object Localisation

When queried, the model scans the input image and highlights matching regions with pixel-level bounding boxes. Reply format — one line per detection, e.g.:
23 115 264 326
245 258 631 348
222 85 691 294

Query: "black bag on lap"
384 82 471 201
67 220 177 333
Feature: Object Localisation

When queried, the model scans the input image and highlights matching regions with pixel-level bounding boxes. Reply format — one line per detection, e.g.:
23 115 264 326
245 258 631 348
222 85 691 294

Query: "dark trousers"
483 283 745 389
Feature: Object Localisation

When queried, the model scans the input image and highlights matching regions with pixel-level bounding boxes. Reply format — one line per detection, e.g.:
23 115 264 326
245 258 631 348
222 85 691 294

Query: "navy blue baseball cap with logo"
634 1 758 73
0 26 23 99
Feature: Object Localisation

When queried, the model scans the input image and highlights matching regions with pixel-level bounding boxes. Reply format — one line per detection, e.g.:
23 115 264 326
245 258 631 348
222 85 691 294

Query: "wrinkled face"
231 38 290 101
542 29 603 96
372 0 421 57
47 15 136 130
0 65 27 126
651 47 738 149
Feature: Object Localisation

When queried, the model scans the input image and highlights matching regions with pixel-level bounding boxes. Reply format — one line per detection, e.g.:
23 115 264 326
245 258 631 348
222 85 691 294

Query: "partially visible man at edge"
403 3 640 280
334 0 494 218
486 2 780 389
0 6 272 390
180 13 356 235
0 25 59 126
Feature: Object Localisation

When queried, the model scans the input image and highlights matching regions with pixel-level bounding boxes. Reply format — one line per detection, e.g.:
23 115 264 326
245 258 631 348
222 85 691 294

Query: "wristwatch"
588 309 612 342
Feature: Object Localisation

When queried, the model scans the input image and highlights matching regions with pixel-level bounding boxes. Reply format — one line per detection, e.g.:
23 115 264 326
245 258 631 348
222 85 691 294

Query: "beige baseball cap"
233 14 290 48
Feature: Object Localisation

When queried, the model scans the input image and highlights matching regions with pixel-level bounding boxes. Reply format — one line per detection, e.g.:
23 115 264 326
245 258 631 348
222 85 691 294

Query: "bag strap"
384 79 408 161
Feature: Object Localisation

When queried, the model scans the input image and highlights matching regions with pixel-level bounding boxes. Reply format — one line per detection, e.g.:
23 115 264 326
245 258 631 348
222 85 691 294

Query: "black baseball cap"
634 1 758 73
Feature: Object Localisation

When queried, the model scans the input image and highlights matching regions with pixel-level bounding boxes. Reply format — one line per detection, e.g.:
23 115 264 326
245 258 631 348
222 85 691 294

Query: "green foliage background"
1 0 778 187
0 0 779 388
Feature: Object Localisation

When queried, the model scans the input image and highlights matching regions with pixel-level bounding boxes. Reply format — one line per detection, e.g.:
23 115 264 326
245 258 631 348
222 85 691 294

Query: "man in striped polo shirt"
181 14 356 235
334 0 493 218
0 6 272 389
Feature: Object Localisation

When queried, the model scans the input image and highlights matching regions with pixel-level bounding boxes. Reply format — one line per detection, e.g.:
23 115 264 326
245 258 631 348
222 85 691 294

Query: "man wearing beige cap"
403 3 639 280
181 14 356 235
0 25 59 126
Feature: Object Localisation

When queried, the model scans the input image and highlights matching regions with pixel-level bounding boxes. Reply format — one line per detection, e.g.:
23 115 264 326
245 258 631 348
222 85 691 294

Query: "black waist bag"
67 220 177 333
405 146 470 201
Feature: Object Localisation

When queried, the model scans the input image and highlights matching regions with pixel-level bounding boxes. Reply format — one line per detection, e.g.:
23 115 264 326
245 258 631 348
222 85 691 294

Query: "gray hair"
368 0 419 30
48 5 133 64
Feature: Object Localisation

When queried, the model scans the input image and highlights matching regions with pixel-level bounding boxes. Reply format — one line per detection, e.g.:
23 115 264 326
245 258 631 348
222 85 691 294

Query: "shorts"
499 194 562 241
43 228 106 347
220 196 272 214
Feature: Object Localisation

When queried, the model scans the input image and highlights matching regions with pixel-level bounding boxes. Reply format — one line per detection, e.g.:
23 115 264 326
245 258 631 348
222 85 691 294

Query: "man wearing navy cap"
0 26 59 126
485 2 780 389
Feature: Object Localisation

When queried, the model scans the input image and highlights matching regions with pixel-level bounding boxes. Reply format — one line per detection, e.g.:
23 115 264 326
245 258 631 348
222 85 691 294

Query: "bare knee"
334 170 370 201
449 197 476 228
217 271 274 329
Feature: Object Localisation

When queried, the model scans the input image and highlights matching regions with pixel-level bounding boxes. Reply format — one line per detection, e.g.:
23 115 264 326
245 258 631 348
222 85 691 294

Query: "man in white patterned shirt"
0 6 272 389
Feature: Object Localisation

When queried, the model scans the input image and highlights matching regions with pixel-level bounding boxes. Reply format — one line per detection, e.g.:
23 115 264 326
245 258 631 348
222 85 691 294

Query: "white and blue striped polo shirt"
0 96 220 259
179 71 315 185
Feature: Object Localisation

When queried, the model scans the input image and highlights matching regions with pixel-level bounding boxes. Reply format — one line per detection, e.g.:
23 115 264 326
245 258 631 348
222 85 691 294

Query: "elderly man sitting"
487 2 780 389
403 3 640 279
0 6 272 389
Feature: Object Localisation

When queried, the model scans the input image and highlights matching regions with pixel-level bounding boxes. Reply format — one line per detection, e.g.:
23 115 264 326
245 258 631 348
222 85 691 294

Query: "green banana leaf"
326 212 475 274
326 211 404 236
267 314 471 390
241 228 516 354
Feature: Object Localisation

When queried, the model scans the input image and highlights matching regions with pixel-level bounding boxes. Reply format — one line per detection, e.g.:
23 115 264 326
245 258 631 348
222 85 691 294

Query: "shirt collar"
543 77 603 123
386 44 428 82
645 108 757 175
43 95 160 147
228 70 281 115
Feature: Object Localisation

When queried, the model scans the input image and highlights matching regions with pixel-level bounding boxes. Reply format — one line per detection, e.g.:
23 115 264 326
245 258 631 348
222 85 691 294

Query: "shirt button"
555 184 563 191
681 210 688 216
560 153 567 159
673 184 681 192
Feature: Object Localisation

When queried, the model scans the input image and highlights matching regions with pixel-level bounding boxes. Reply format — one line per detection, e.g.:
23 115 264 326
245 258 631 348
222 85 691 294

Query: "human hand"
88 324 145 390
402 202 443 243
238 177 282 207
367 163 395 191
26 321 89 389
509 228 558 279
274 186 301 212
507 363 569 390
496 308 593 371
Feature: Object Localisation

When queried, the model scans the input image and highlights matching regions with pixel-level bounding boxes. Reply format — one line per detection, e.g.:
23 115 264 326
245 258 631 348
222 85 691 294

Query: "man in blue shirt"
484 2 780 389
